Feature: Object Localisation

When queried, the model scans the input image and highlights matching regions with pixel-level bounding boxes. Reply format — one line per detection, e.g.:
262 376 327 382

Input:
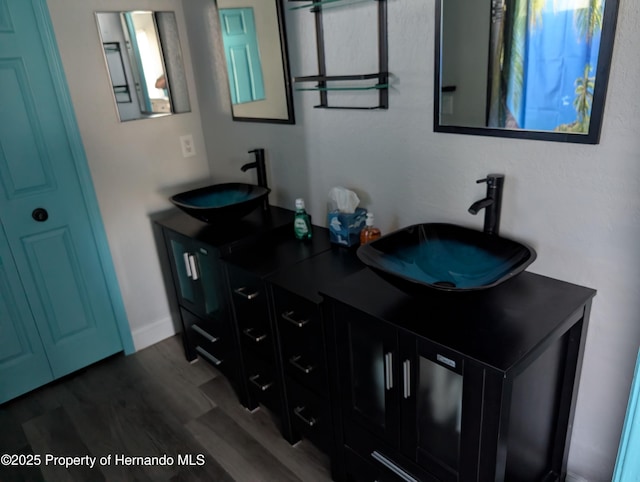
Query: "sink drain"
434 281 457 288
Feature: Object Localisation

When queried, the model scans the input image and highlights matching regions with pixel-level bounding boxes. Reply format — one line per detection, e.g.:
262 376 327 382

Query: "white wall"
47 0 211 350
184 0 640 479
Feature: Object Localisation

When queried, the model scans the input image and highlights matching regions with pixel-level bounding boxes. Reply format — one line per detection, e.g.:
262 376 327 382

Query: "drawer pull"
371 451 418 482
293 406 317 427
249 374 273 391
282 310 310 328
243 327 267 343
192 324 218 343
289 355 315 374
196 346 223 366
234 286 259 300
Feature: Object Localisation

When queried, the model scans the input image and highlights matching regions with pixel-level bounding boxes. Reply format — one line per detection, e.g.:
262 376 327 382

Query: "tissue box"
327 208 367 247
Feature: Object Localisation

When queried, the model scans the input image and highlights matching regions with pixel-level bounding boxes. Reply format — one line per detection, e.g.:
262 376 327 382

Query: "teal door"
219 8 266 104
0 0 129 403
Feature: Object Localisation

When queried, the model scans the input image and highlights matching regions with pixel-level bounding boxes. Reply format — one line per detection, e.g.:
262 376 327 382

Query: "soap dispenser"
360 212 381 245
293 198 312 240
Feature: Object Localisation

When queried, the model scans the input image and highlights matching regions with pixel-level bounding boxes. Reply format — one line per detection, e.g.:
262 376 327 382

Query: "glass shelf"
291 0 389 110
289 0 373 11
295 84 388 92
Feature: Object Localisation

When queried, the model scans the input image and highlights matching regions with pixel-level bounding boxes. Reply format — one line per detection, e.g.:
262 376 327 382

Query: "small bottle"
293 198 312 240
360 212 381 245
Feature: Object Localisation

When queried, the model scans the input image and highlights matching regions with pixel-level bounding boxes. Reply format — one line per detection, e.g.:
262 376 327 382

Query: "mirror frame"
434 0 620 144
215 0 295 125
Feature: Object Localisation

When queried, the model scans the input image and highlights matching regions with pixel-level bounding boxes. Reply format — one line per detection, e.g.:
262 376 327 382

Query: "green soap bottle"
293 198 312 240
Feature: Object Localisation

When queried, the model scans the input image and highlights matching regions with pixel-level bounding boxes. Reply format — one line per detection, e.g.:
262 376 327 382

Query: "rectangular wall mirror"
215 0 295 124
96 11 191 122
435 0 619 144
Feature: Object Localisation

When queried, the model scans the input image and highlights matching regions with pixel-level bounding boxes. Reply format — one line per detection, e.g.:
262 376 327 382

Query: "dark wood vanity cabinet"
156 209 596 482
155 206 293 407
222 225 335 443
267 247 365 465
324 269 596 482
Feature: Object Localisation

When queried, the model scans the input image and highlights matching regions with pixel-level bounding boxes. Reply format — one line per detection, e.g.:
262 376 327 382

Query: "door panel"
0 58 56 197
0 0 124 398
0 224 53 402
335 303 400 447
219 8 265 104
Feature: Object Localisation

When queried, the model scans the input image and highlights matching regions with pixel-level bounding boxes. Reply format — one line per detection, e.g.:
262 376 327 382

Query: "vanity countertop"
154 205 294 255
322 268 596 374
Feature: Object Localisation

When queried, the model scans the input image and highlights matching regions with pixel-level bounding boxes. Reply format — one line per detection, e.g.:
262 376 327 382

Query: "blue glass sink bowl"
170 183 271 224
357 223 537 292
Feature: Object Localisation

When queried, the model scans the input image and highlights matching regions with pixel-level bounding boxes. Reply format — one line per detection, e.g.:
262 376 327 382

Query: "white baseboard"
131 316 177 351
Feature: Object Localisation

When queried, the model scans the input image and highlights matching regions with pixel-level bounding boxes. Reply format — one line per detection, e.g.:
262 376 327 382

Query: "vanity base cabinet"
324 269 596 482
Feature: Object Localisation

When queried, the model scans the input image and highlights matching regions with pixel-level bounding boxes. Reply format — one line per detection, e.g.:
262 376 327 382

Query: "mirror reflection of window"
122 12 170 114
486 0 603 133
436 0 618 143
96 11 191 122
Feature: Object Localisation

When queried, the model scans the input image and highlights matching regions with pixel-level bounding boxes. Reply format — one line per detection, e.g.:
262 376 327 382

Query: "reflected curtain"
488 0 604 132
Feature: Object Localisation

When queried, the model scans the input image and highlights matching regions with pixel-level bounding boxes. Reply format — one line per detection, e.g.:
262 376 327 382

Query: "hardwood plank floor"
0 335 332 482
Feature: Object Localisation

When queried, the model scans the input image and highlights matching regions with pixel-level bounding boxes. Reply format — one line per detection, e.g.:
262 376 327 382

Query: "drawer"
227 266 267 317
272 287 327 392
228 267 274 362
286 379 331 454
282 346 327 394
344 446 390 482
272 286 323 343
344 423 438 482
244 353 281 414
191 322 227 359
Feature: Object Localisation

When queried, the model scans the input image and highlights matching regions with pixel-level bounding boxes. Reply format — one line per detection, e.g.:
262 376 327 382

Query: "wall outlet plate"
180 134 196 158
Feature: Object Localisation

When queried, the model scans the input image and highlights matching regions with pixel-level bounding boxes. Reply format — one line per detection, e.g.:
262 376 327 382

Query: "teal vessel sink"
170 183 270 224
357 223 536 292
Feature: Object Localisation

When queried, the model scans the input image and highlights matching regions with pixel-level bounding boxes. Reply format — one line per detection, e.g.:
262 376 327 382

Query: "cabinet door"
335 303 400 447
400 335 483 482
163 230 228 321
164 230 200 312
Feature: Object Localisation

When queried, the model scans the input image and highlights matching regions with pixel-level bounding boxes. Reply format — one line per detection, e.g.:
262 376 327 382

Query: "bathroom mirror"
215 0 295 124
96 11 191 122
435 0 619 144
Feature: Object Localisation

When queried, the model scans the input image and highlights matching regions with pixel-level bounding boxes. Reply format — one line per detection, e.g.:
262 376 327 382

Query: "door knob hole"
32 208 48 222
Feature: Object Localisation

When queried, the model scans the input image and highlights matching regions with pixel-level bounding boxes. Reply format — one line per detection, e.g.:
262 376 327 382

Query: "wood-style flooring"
0 335 332 481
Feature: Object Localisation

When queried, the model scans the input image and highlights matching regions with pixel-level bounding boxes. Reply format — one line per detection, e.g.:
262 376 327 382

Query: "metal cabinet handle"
243 328 267 343
234 286 259 300
384 352 393 390
371 451 419 482
183 252 192 278
289 355 315 374
249 374 273 391
188 254 199 281
195 346 222 366
282 310 310 328
403 360 411 399
293 406 317 427
192 324 218 343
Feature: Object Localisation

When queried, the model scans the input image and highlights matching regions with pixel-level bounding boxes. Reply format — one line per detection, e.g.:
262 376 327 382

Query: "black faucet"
468 174 504 235
241 148 269 211
241 148 268 189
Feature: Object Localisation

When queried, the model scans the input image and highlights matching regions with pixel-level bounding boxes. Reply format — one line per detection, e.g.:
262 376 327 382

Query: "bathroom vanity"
155 209 595 482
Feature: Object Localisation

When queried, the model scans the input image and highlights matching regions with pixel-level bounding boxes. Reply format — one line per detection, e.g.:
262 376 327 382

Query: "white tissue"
328 186 360 214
